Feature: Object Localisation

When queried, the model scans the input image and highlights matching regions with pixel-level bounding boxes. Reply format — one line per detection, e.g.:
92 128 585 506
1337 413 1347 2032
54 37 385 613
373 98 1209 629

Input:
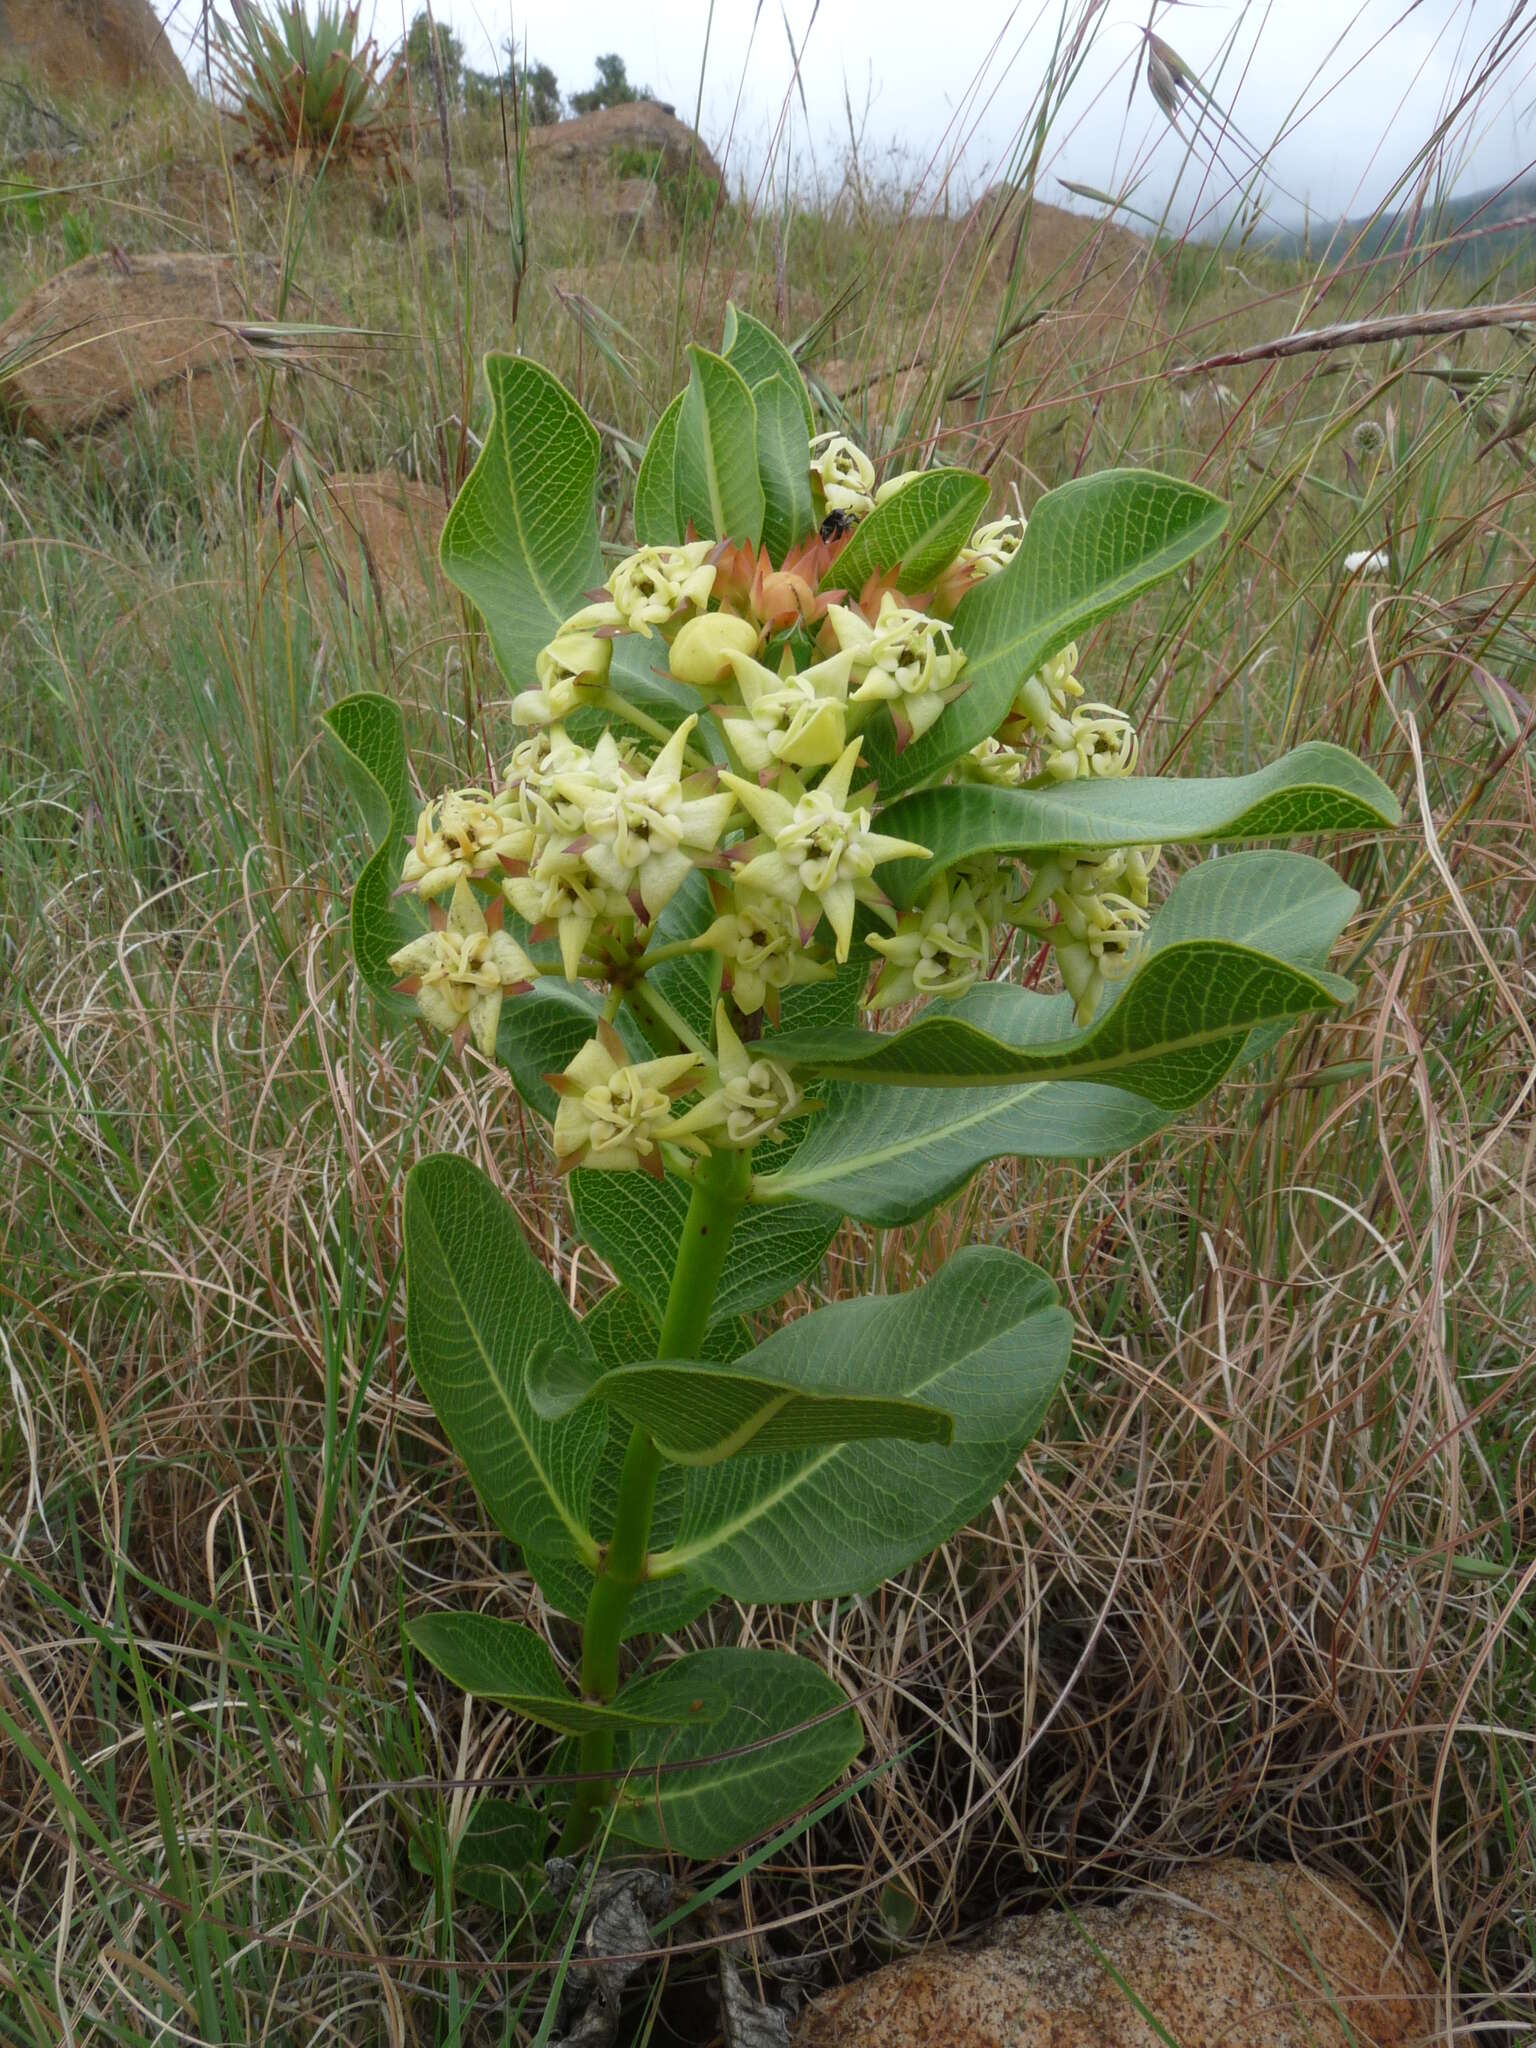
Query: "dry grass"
2 10 1535 2042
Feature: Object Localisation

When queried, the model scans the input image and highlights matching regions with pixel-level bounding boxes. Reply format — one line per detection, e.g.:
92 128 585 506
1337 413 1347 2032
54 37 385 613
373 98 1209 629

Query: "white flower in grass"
549 1021 708 1177
809 432 876 517
686 1003 806 1147
826 591 967 744
503 844 625 982
607 542 717 636
722 739 931 963
1042 702 1140 783
697 886 833 1019
578 718 737 923
512 604 620 726
1007 643 1083 737
401 789 530 899
958 513 1025 578
720 647 853 775
388 878 536 1056
1344 549 1389 576
867 873 993 1010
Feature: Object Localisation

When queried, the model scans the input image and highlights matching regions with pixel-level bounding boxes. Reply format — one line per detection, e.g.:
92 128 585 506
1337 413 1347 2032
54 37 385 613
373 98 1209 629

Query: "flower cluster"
385 438 1160 1166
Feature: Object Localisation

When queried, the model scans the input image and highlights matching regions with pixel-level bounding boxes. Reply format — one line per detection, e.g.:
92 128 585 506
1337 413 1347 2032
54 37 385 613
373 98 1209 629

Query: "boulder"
526 99 722 188
793 1860 1440 2048
0 0 186 96
0 250 282 443
957 188 1154 320
294 471 446 611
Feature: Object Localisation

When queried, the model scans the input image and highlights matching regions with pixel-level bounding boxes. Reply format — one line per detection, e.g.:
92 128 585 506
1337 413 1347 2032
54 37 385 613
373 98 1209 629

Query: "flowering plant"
325 311 1398 1880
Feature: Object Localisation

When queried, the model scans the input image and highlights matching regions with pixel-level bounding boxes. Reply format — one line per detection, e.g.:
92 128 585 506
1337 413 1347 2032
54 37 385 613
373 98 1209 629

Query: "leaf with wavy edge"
763 852 1357 1106
864 468 1230 797
322 691 422 1005
879 742 1401 906
406 1612 720 1735
675 345 765 546
403 1155 602 1572
642 1249 1072 1603
527 1344 954 1465
633 389 685 545
439 355 603 684
822 468 989 594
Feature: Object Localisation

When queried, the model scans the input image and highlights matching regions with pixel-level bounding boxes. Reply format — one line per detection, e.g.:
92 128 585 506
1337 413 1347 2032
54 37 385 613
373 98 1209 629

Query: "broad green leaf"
865 469 1230 796
322 691 421 1004
879 741 1401 905
633 390 684 546
406 1612 719 1735
527 1345 954 1465
569 1168 841 1322
408 1797 548 1916
822 468 989 594
404 1155 601 1575
604 1648 862 1858
754 374 816 560
646 1249 1073 1602
753 1078 1170 1225
764 852 1357 1108
675 345 765 546
439 356 603 685
722 304 814 432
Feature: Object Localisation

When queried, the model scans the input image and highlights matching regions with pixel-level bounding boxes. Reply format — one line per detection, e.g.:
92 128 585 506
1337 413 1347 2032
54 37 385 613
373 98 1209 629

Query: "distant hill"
1259 176 1536 285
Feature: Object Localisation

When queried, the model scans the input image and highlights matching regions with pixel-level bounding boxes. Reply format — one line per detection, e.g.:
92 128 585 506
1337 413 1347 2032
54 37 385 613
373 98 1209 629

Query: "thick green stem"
559 1146 751 1852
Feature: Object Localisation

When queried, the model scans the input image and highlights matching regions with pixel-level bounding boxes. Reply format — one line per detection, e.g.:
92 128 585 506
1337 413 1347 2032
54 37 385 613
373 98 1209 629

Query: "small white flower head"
1042 703 1140 784
402 788 527 899
809 432 876 518
578 718 737 923
958 513 1025 578
723 740 932 964
668 610 761 687
513 604 620 726
1007 643 1083 737
873 467 926 506
720 646 852 775
867 873 992 1010
827 591 968 744
503 843 625 982
388 877 535 1056
687 1002 805 1147
606 541 717 637
697 885 833 1018
1351 418 1387 462
1343 548 1389 576
548 1021 707 1178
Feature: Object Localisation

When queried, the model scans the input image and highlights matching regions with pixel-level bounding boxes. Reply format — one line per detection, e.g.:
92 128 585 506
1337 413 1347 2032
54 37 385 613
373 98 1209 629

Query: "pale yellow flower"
1042 703 1140 784
607 542 716 636
696 886 833 1018
388 878 535 1055
578 720 737 922
958 513 1025 577
503 844 626 982
826 591 967 744
963 736 1034 787
867 874 992 1009
401 789 529 900
873 467 926 505
512 604 620 726
720 647 852 775
682 1002 805 1147
722 740 931 962
549 1022 707 1177
668 611 761 686
1006 644 1084 738
1011 849 1160 1024
809 432 876 517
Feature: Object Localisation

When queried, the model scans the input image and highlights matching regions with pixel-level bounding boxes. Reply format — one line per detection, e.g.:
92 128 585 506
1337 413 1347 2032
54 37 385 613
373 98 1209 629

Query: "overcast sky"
168 2 1536 228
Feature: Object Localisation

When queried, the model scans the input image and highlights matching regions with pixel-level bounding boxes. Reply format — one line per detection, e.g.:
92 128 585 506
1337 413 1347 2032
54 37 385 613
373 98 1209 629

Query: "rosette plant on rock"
324 307 1399 1881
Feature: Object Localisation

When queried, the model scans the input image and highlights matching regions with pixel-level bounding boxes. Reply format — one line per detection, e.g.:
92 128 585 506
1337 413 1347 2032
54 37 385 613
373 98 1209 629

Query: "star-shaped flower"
719 646 852 774
867 874 993 1010
548 1022 708 1177
578 719 737 922
401 789 531 900
810 432 876 517
606 542 716 636
683 1003 807 1147
825 591 968 745
512 604 620 726
388 878 536 1056
696 885 833 1018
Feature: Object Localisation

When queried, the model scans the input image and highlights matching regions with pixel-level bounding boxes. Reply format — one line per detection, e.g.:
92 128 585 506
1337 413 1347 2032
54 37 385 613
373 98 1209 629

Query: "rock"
0 250 286 443
526 99 722 188
295 471 446 610
957 188 1155 320
792 1860 1439 2048
0 0 186 96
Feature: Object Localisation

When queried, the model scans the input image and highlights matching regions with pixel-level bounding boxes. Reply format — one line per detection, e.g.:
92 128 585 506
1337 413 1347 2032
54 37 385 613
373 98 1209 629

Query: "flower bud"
668 611 761 686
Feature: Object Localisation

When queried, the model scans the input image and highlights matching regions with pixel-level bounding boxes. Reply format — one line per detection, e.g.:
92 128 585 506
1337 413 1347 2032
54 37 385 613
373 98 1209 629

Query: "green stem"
559 1145 751 1852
